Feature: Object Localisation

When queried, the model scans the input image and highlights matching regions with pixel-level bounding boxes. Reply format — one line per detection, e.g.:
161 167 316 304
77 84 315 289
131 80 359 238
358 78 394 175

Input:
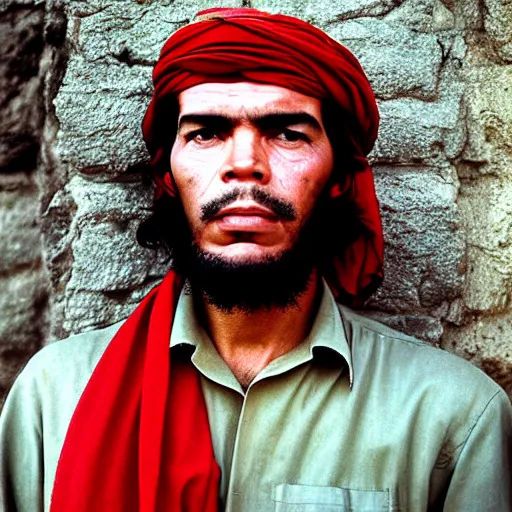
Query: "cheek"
170 153 201 226
269 151 332 204
170 143 191 189
171 144 224 200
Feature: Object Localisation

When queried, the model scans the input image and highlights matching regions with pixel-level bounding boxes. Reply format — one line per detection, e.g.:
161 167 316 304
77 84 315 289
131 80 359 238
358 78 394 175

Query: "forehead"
177 82 322 118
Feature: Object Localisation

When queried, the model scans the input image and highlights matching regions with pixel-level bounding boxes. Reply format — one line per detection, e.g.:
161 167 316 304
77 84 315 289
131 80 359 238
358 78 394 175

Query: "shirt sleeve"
0 366 44 512
443 388 512 511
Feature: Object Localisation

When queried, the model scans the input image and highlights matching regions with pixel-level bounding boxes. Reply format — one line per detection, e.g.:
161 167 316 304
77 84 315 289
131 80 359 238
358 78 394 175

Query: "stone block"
367 167 465 313
68 0 245 65
67 174 153 219
462 66 512 172
40 177 167 340
363 311 443 343
63 215 169 333
251 0 400 27
0 270 46 348
328 18 442 100
457 178 512 313
458 66 512 314
54 59 152 178
68 219 167 292
65 177 168 291
59 177 169 332
371 84 465 164
384 0 455 32
0 188 42 272
483 0 512 62
42 187 76 288
62 281 160 335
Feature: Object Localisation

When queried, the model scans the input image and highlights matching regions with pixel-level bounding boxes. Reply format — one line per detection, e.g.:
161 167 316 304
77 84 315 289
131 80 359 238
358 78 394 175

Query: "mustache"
200 187 297 222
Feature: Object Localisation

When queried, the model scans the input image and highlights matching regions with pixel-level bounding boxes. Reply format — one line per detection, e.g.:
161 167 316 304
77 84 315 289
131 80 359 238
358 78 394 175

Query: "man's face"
170 82 334 266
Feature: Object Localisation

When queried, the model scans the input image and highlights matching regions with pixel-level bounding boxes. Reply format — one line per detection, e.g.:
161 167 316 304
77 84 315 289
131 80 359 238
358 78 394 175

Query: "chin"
207 242 287 263
172 241 315 313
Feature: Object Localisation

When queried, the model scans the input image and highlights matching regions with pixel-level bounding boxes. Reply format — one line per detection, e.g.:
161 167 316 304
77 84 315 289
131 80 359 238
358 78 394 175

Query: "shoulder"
338 305 510 417
4 321 124 409
25 321 122 378
0 321 125 511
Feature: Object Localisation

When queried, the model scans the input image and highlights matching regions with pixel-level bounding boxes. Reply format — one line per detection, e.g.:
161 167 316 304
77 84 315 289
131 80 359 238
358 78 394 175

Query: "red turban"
142 7 383 305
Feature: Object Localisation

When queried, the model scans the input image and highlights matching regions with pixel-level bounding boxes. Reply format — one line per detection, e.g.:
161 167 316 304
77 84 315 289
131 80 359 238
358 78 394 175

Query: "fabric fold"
50 271 220 512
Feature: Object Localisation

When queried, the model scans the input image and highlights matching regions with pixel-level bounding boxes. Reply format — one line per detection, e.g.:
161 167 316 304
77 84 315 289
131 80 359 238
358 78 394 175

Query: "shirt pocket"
273 484 391 512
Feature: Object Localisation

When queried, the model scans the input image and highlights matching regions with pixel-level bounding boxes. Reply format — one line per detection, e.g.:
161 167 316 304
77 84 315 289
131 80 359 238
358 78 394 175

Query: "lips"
213 203 278 220
212 202 279 232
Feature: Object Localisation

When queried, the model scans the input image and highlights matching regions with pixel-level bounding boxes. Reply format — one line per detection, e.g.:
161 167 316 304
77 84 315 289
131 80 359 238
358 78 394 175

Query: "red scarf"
51 8 383 511
51 270 220 511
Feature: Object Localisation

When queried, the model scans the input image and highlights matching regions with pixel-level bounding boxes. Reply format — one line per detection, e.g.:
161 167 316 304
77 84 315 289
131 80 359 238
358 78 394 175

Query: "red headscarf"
51 9 383 512
142 7 383 304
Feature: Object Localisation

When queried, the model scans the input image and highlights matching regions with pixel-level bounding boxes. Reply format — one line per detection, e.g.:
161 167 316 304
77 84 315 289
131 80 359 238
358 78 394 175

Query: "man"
1 7 510 512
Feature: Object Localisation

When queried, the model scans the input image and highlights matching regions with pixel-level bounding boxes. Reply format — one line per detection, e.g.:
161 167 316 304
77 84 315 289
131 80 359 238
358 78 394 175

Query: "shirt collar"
307 280 353 387
170 280 353 391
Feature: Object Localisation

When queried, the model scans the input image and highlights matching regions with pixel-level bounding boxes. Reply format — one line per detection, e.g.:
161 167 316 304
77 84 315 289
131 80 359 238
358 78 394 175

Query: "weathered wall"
0 1 49 398
1 0 511 402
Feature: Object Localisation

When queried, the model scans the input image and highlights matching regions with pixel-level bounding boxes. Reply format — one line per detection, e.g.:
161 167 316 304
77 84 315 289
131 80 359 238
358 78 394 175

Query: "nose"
220 127 271 184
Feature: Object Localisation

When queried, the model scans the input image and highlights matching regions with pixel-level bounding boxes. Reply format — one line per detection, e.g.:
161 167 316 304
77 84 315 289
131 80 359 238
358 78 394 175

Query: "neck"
196 270 322 389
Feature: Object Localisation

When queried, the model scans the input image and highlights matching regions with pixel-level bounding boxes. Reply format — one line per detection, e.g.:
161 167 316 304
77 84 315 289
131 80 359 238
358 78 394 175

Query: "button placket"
224 379 261 512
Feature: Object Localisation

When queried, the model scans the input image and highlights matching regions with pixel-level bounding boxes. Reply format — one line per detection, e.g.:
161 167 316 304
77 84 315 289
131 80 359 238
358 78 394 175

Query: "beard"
171 187 320 313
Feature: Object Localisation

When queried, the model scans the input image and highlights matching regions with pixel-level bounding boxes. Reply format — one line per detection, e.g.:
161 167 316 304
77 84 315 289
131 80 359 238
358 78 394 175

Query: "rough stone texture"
1 0 512 401
54 61 152 178
251 0 403 26
372 88 465 163
443 59 512 390
0 1 48 401
61 176 169 334
329 19 443 101
368 168 465 316
0 189 43 273
483 0 512 62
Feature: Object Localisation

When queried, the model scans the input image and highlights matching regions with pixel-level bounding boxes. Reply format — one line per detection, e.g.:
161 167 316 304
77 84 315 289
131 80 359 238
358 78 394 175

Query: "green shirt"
1 283 511 511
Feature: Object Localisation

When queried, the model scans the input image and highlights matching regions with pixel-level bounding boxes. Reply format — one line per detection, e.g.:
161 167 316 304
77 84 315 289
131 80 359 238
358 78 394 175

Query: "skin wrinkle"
177 112 323 137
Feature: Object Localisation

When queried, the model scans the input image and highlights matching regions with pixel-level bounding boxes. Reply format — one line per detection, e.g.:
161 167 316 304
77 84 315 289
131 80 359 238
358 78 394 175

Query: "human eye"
274 128 309 144
280 129 306 141
185 127 221 144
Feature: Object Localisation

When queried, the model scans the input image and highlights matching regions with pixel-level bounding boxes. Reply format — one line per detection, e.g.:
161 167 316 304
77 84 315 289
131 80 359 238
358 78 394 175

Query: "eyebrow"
177 112 323 133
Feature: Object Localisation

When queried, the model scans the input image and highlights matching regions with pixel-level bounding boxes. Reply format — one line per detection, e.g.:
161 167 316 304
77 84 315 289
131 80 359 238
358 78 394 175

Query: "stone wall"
1 0 511 402
0 1 49 398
